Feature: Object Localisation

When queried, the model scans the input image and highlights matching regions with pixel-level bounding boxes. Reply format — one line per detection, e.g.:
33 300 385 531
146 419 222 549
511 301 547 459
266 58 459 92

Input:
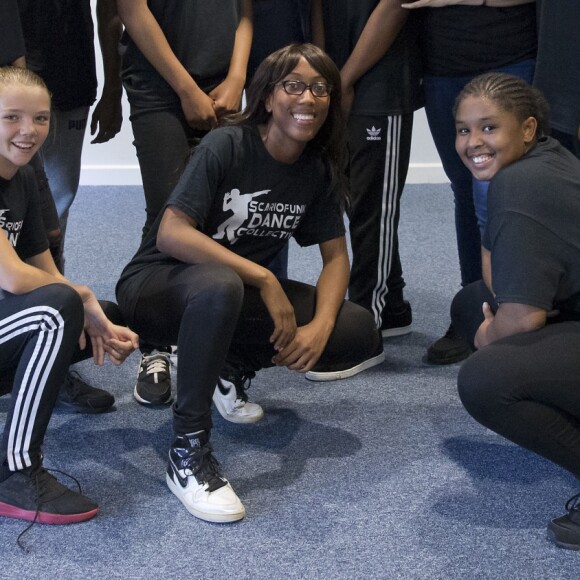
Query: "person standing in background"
321 0 424 339
117 0 253 408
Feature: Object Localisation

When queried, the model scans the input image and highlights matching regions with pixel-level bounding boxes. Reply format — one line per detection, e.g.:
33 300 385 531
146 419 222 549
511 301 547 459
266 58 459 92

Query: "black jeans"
452 281 580 478
117 262 380 435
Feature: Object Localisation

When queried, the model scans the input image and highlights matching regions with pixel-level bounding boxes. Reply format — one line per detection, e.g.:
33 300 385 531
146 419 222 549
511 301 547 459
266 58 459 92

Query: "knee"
187 264 244 315
32 284 84 335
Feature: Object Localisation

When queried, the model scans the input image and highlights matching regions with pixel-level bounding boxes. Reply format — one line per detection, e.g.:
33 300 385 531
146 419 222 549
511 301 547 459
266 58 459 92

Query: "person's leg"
226 279 383 381
117 262 246 522
39 106 90 249
129 108 200 240
424 74 481 286
0 284 98 525
347 112 414 337
450 280 495 348
458 321 580 477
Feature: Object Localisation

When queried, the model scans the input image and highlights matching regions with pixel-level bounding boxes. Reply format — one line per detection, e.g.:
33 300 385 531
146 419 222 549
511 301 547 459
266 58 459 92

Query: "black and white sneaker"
305 345 385 382
134 351 172 406
166 432 245 523
213 373 264 424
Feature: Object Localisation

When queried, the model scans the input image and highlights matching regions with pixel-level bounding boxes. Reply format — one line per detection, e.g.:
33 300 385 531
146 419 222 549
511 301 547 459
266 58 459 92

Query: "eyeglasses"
278 80 332 98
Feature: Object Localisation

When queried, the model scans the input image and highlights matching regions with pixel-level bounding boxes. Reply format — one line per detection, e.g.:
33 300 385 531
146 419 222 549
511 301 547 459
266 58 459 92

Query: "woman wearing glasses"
116 44 383 523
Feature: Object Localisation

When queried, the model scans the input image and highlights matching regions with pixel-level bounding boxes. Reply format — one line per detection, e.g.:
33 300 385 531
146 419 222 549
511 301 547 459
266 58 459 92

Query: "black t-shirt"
247 0 312 82
322 0 423 115
0 0 25 66
17 0 97 111
121 1 242 112
117 125 345 305
534 0 580 136
483 137 580 314
0 166 49 300
421 5 537 77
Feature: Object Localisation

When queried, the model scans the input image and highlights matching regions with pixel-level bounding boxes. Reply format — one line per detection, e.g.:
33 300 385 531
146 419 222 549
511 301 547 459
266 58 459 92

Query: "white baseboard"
79 163 449 186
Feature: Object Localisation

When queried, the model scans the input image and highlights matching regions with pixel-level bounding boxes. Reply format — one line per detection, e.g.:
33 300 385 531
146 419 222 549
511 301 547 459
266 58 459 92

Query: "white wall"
80 10 447 186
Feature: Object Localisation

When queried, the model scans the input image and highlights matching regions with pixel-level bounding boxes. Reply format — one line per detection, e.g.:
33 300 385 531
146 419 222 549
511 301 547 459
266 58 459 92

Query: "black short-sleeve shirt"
117 125 345 296
483 137 580 314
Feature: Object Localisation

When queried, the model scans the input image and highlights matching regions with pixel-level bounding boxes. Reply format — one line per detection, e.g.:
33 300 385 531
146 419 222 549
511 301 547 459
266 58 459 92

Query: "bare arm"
310 0 325 49
272 236 350 372
0 242 138 366
340 0 408 116
90 0 124 144
209 0 253 119
0 235 64 295
157 206 297 349
474 301 546 349
116 0 217 130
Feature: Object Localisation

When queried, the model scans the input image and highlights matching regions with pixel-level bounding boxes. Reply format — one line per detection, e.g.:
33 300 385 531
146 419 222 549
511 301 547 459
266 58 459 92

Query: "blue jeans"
423 59 535 286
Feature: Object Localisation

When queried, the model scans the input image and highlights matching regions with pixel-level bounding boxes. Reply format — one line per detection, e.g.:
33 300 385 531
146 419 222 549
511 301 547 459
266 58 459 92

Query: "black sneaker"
0 466 98 525
166 432 245 523
381 301 413 338
427 324 473 365
548 492 580 550
58 370 115 413
134 351 172 406
213 372 264 424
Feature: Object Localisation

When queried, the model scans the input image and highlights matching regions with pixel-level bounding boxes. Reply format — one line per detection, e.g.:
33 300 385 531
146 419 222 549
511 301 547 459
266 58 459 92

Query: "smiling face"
454 95 537 181
262 57 330 163
0 83 51 179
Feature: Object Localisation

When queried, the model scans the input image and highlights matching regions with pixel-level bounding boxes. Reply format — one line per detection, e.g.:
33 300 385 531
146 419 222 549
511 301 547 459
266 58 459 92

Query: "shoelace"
565 491 580 513
181 443 224 493
232 372 256 403
144 355 169 376
17 468 83 553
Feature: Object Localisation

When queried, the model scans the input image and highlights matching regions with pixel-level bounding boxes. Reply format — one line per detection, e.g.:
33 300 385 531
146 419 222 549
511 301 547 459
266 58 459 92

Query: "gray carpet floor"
0 184 577 578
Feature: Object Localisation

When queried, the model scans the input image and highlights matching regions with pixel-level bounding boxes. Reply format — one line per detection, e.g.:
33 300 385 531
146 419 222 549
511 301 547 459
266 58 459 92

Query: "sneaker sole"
381 324 412 339
212 394 264 424
305 351 386 382
547 522 580 550
0 501 98 525
166 474 245 523
133 384 173 406
57 399 115 414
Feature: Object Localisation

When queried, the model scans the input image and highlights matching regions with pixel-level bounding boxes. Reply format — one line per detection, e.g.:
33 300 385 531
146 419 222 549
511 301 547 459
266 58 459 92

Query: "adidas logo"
366 126 382 141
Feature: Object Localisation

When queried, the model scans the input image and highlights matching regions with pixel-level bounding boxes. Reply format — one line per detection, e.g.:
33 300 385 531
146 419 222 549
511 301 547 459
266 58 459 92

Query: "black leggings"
452 281 580 478
117 262 380 435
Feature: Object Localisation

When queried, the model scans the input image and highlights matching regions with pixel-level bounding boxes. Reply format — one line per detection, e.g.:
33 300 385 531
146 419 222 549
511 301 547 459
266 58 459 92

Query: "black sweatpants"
0 285 122 479
452 281 580 478
117 263 381 436
347 112 414 327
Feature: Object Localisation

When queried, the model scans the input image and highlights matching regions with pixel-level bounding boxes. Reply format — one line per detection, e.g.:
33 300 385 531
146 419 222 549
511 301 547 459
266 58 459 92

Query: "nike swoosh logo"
168 457 189 489
217 378 232 397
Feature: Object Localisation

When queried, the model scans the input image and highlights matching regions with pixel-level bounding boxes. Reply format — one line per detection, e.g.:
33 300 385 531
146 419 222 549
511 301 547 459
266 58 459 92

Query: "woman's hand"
180 89 218 131
259 276 297 352
209 76 245 120
272 321 330 372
